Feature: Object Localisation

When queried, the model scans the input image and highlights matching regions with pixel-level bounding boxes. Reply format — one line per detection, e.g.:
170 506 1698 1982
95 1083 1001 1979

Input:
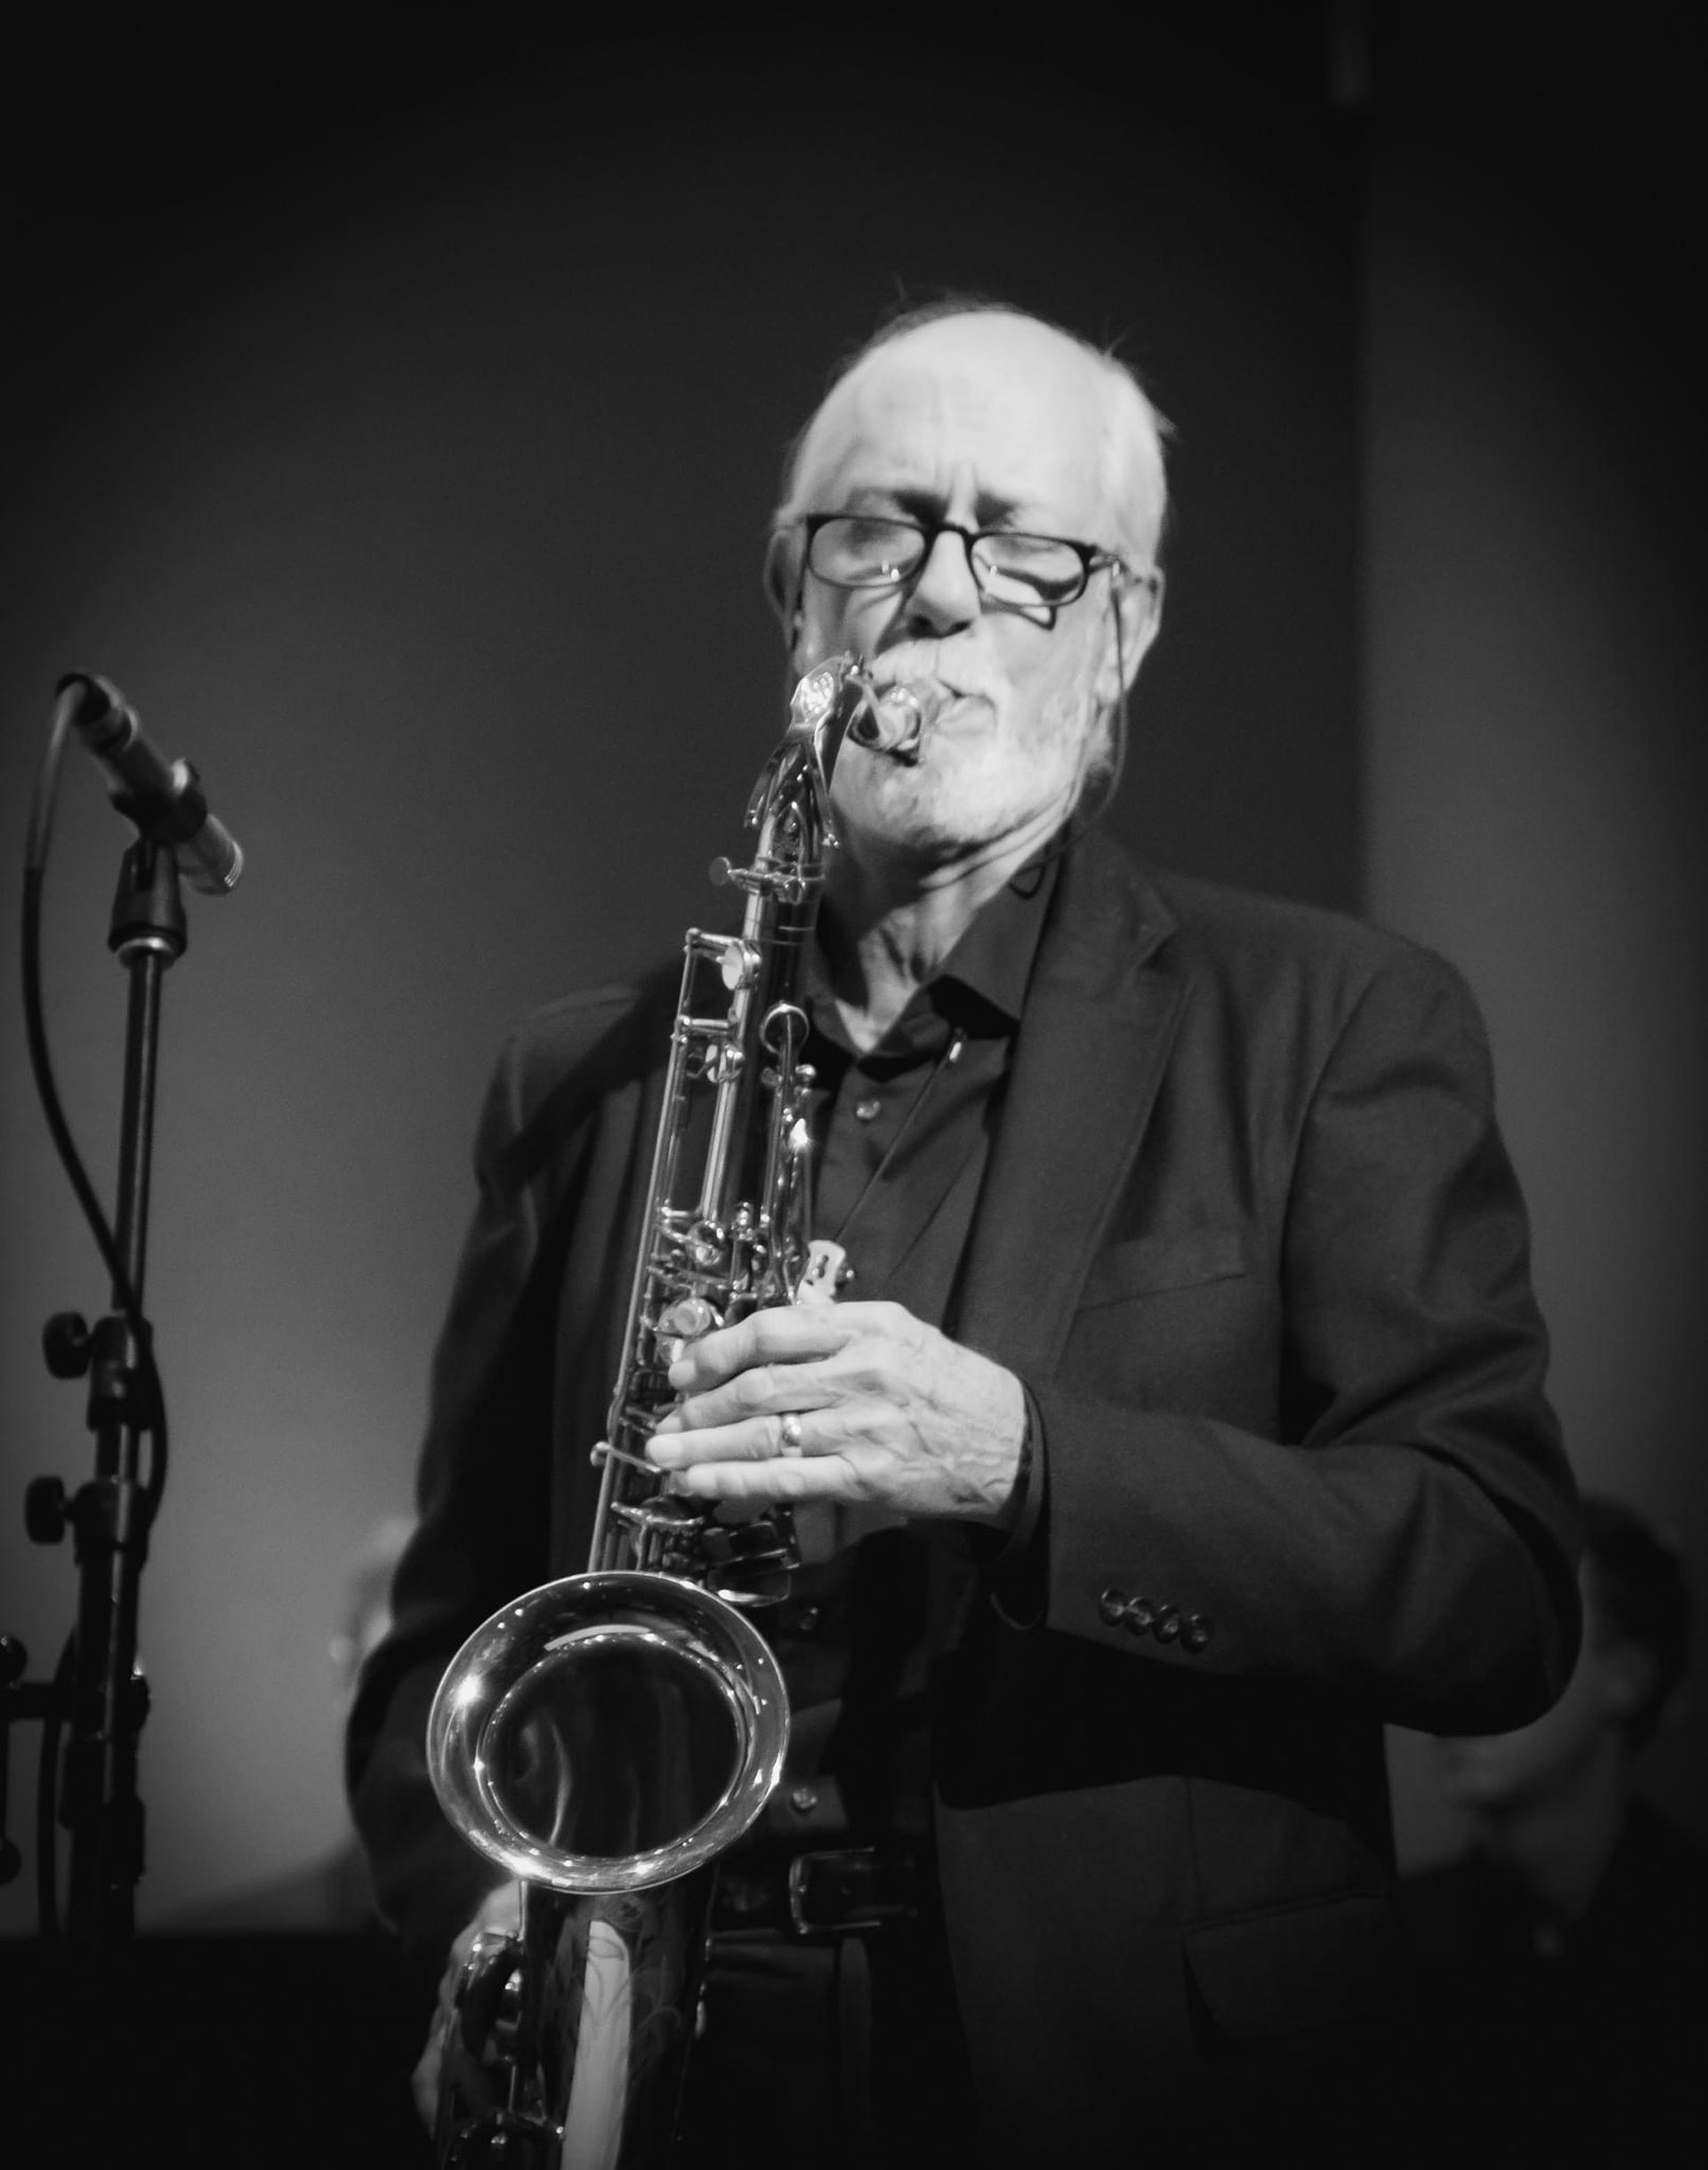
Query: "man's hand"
644 1300 1027 1525
412 1883 522 2133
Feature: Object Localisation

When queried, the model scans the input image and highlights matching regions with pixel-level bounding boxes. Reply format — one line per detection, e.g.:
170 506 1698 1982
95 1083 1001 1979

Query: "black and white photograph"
2 7 1701 2164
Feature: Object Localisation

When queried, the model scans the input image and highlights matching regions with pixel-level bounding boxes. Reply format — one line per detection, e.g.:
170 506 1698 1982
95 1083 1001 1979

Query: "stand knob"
24 1476 68 1545
43 1312 93 1379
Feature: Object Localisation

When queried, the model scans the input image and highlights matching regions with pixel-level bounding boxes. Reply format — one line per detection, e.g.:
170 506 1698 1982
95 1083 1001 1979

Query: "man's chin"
836 746 1057 851
839 781 1011 871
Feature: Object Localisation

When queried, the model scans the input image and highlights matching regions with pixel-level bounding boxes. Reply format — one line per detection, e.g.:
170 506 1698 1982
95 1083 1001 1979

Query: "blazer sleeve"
1029 946 1582 1734
344 1030 560 1971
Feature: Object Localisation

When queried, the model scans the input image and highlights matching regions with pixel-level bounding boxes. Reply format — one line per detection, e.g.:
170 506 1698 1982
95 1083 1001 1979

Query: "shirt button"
791 1604 822 1636
789 1785 818 1815
853 1095 882 1122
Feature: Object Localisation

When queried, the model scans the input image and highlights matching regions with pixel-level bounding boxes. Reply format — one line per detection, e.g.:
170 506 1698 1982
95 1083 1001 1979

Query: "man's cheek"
813 596 882 663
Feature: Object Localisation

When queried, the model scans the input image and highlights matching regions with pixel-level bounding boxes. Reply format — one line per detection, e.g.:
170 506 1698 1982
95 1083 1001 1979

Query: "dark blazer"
348 829 1581 2156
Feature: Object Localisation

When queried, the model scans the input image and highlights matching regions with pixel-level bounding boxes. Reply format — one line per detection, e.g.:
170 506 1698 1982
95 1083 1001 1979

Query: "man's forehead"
800 315 1108 517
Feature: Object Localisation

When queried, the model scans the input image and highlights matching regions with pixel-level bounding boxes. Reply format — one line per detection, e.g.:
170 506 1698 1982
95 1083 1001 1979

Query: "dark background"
1 4 1701 2157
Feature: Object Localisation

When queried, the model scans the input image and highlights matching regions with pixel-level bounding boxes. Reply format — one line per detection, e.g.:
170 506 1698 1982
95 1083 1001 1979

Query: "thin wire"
826 1028 968 1256
1098 575 1134 812
24 701 130 1297
1032 568 1137 874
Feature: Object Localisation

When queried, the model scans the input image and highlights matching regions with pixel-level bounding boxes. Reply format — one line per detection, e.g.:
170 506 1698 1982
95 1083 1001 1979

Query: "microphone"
58 673 243 895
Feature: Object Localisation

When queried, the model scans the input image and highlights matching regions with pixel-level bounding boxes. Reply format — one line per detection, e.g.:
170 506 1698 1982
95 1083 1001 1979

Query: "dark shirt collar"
937 844 1059 1025
807 846 1060 1062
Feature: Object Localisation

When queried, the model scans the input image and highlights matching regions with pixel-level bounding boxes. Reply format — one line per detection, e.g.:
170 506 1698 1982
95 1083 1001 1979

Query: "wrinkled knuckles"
744 1419 784 1461
882 1306 930 1350
866 1357 914 1400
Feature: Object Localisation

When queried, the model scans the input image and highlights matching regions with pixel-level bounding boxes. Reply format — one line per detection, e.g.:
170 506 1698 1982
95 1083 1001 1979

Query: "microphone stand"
1 830 185 1972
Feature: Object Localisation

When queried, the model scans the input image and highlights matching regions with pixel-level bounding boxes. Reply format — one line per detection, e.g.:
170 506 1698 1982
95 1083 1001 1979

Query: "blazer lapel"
929 835 1185 1652
953 834 1185 1382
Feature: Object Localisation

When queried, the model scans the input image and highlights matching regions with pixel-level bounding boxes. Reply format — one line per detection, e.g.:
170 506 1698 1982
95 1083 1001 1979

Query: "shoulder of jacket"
492 961 679 1119
1066 833 1480 1050
506 975 666 1053
1141 859 1472 1008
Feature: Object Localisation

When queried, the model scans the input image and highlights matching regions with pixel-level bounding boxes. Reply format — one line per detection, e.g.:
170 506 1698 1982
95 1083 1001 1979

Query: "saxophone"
424 656 920 2167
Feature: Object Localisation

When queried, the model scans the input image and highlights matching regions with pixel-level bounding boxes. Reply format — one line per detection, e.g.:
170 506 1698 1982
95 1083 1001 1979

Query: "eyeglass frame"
794 512 1158 613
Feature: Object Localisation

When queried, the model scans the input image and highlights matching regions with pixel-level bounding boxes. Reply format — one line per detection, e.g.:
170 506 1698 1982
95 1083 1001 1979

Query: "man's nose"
902 526 981 633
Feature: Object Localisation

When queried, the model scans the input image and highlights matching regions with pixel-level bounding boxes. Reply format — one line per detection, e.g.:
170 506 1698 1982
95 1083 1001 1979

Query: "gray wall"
1363 25 1705 1857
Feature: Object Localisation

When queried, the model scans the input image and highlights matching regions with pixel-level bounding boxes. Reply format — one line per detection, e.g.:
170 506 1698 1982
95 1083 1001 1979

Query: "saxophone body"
425 657 912 2167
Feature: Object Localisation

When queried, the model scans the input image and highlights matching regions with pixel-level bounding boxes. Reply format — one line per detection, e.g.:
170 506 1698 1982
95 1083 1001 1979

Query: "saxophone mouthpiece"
847 681 931 765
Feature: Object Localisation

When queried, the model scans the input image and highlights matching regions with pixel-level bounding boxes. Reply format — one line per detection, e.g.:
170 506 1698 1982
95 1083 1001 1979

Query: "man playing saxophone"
348 302 1582 2163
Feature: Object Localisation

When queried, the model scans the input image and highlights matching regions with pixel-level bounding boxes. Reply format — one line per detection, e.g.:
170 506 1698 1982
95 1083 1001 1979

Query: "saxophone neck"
745 650 917 864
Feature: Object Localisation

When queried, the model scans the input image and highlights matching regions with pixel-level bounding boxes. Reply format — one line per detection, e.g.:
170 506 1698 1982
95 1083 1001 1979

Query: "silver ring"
777 1414 804 1457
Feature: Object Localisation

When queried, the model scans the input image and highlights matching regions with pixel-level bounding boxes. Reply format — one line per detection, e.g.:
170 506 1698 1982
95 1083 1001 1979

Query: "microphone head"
183 834 243 897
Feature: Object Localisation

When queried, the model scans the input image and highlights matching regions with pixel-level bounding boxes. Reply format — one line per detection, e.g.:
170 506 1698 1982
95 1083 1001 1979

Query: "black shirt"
754 853 1058 1849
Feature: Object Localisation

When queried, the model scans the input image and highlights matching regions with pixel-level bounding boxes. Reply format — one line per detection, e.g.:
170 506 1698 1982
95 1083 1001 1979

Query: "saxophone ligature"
424 655 917 2167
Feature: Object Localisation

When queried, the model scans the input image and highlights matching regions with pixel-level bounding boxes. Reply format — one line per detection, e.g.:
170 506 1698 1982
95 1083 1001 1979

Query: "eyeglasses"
801 512 1148 612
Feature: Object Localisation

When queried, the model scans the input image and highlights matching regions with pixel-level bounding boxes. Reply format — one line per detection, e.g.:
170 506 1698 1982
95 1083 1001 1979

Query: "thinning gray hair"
772 295 1172 571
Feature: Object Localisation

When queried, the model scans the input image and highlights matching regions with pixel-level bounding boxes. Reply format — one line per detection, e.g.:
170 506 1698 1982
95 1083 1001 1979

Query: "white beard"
832 663 1104 870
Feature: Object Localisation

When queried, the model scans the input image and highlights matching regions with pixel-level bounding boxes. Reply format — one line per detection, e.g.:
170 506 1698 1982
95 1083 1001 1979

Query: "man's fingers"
415 1884 522 2134
665 1302 869 1392
650 1410 812 1467
656 1360 829 1437
668 1451 858 1502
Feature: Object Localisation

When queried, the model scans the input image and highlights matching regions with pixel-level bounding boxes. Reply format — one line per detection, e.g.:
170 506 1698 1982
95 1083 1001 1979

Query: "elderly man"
348 303 1581 2164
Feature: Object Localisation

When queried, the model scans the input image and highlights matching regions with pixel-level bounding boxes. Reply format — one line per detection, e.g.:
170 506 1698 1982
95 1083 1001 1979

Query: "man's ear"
1094 569 1164 711
762 528 803 642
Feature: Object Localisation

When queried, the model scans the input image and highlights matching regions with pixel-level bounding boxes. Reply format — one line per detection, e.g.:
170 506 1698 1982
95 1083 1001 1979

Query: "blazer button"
1125 1597 1158 1634
789 1785 818 1815
1153 1606 1181 1643
790 1604 823 1636
1181 1615 1213 1653
1099 1587 1129 1627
